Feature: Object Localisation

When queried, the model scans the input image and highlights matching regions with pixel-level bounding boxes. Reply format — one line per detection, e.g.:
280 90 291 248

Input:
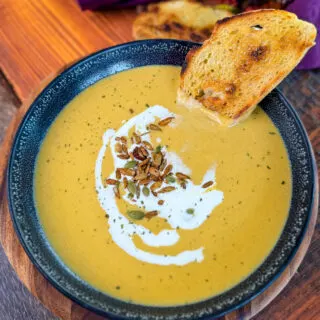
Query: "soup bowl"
7 40 318 319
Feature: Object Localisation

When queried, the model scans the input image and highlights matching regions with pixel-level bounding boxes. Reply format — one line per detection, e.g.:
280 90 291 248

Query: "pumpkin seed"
125 160 137 169
186 208 194 214
154 145 162 153
142 186 150 196
127 210 145 220
165 175 176 184
127 181 136 194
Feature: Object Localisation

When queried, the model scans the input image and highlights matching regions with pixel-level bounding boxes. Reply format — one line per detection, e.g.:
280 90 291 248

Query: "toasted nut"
118 168 135 176
140 146 149 157
150 174 159 181
117 154 130 160
123 177 128 188
152 190 158 197
139 178 151 185
116 169 121 180
159 158 167 171
113 186 120 199
145 211 158 219
120 136 127 144
142 141 153 151
176 172 191 180
149 167 160 177
163 164 173 177
133 147 146 161
151 181 162 191
133 132 141 144
158 117 174 126
153 153 163 168
139 158 149 167
157 186 176 193
158 200 164 205
149 124 162 131
115 143 122 153
202 181 214 188
135 173 148 181
105 178 118 185
122 144 128 154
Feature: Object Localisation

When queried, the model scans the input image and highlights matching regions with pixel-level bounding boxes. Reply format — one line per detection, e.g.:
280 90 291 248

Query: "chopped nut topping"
105 178 118 185
202 181 214 188
149 124 162 131
158 117 174 126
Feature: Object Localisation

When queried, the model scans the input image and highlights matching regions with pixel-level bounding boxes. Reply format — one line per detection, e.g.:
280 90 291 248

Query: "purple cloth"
287 0 320 70
77 0 319 69
78 0 155 10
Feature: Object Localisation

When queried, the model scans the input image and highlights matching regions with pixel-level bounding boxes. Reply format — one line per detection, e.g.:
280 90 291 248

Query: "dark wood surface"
0 69 319 319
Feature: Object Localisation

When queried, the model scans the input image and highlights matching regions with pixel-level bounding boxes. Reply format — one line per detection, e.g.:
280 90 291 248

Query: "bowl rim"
6 39 319 320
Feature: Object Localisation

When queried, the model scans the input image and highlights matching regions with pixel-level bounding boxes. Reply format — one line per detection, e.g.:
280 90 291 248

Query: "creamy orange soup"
35 66 291 306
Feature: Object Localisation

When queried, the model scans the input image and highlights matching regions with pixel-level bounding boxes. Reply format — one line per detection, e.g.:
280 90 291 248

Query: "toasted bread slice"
178 10 317 125
133 1 232 42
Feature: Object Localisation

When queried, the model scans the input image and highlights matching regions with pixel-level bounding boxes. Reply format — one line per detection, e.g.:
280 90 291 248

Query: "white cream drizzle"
95 105 223 266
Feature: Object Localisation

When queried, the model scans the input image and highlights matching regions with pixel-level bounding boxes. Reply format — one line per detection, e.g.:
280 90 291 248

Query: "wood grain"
0 0 135 102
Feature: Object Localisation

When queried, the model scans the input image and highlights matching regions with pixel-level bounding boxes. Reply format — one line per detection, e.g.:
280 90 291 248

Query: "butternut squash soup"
35 65 291 306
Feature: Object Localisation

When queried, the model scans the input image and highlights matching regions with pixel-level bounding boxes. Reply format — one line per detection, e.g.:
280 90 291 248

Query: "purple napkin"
287 0 320 70
78 0 155 9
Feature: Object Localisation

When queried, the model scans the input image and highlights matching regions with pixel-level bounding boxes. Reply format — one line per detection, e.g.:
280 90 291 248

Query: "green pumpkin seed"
142 186 150 196
127 181 136 194
166 175 176 184
125 160 137 169
127 210 145 220
155 145 162 153
186 208 194 215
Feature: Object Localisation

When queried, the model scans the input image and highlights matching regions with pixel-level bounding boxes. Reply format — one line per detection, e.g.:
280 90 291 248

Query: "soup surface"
35 66 291 306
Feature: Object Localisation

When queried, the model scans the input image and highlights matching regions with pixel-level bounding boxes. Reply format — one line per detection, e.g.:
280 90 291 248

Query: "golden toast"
133 0 232 42
178 10 317 125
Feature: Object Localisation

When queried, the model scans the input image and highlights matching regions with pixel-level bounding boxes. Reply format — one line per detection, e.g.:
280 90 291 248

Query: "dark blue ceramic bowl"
7 40 318 319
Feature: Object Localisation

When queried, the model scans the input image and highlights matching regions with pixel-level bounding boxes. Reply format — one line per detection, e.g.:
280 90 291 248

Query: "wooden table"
0 0 319 319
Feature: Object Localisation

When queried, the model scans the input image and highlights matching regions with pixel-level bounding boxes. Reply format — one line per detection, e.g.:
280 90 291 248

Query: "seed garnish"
176 172 191 180
202 181 213 188
157 186 176 193
149 124 162 131
145 211 158 219
125 160 137 169
127 210 145 220
158 117 174 126
105 178 118 185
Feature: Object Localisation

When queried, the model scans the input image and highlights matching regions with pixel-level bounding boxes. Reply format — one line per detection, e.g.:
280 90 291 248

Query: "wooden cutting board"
0 0 135 102
0 0 318 319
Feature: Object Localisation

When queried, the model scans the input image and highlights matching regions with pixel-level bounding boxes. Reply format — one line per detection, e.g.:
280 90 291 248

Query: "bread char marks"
178 9 317 123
